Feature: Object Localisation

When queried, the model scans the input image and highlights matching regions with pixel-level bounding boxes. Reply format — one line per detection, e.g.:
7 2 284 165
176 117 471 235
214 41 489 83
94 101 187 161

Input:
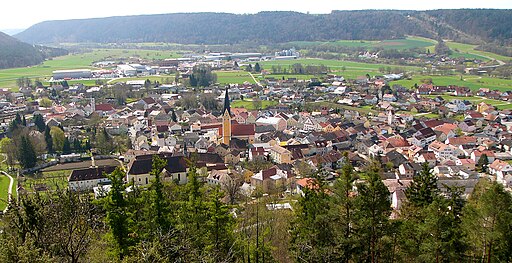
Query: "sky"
1 0 512 30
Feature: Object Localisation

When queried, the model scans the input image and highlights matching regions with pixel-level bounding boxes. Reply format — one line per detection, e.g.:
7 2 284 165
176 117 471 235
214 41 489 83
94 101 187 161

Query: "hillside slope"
0 31 46 69
14 10 512 45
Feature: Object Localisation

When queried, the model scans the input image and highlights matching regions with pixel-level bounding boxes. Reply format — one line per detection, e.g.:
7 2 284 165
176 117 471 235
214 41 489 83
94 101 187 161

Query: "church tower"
222 88 232 145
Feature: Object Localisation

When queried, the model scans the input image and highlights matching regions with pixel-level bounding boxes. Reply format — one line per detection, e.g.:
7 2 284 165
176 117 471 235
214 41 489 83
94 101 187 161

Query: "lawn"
231 99 278 110
215 71 255 85
0 175 11 210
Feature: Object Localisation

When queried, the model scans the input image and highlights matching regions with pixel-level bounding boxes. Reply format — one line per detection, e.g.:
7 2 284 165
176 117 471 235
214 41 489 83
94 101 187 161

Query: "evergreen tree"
171 109 177 122
254 62 261 73
18 135 37 169
405 162 438 207
353 170 392 263
33 114 45 132
477 153 489 173
149 155 170 232
331 160 357 262
104 167 131 260
290 166 336 262
44 125 53 153
14 113 22 125
22 115 26 126
62 137 71 154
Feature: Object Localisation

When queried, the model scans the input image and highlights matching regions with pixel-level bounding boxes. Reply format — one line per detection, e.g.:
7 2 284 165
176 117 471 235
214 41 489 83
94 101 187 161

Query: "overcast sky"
2 0 511 29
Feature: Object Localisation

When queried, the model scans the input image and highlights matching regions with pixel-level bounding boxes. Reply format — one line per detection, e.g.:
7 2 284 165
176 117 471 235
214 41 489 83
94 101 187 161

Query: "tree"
252 98 263 110
149 155 170 232
33 114 45 132
405 162 438 207
62 137 71 154
189 65 217 87
331 160 357 263
477 154 489 173
96 128 114 155
104 167 131 260
50 126 65 152
171 109 177 122
462 179 512 262
254 62 261 73
44 125 53 153
353 170 392 263
39 97 53 108
246 64 253 72
18 135 37 169
290 166 336 262
0 137 16 167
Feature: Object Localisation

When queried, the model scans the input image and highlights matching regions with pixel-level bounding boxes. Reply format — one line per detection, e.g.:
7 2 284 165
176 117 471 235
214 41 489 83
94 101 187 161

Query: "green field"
23 170 69 192
446 41 512 62
0 175 10 210
393 75 512 92
231 99 278 110
0 49 180 89
259 58 421 79
262 74 317 81
289 36 435 51
215 71 255 85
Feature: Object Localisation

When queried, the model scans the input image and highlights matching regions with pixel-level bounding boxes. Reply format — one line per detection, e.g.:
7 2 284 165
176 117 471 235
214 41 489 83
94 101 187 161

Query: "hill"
0 32 68 69
14 10 512 45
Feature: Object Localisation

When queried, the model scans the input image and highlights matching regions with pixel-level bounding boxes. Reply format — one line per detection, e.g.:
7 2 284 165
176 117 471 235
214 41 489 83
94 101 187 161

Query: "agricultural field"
261 74 317 81
392 75 512 92
288 36 435 51
259 58 421 79
0 49 180 89
446 41 512 62
422 94 512 110
231 99 278 110
215 71 255 84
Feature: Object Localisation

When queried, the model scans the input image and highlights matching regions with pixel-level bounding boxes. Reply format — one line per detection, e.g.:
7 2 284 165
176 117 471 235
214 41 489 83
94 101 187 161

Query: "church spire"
223 87 231 116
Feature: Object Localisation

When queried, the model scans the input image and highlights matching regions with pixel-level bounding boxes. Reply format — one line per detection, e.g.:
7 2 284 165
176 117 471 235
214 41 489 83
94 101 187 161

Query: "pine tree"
405 162 438 207
477 154 489 173
149 155 169 231
353 170 392 263
331 160 357 262
22 115 26 126
62 137 71 154
33 114 45 132
171 109 177 122
254 63 261 73
44 125 53 153
18 135 37 169
104 167 131 260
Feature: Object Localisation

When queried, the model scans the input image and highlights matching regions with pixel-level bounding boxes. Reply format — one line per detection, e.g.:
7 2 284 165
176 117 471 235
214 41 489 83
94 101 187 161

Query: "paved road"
248 72 262 87
1 171 14 213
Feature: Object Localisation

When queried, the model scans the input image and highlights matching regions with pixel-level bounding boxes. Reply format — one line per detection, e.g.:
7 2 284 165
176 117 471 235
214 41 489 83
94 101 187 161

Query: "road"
248 72 262 87
1 171 14 213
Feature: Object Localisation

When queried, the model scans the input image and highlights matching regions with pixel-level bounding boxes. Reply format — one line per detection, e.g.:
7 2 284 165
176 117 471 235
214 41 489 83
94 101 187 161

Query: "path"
1 171 14 213
248 72 262 87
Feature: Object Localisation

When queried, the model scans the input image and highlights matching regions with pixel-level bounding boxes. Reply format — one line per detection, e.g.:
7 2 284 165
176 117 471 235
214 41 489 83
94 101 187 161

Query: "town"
0 6 512 263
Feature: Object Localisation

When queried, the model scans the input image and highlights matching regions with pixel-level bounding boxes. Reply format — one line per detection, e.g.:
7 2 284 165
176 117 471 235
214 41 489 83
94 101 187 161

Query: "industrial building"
52 69 92 80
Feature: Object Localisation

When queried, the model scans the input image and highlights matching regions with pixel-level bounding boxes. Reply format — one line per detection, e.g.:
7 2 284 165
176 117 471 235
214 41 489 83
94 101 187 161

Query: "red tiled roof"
95 103 115 111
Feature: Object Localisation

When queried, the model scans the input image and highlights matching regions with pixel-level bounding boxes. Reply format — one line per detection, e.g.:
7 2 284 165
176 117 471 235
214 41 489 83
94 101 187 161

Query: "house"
68 166 116 191
251 167 289 193
270 145 292 164
295 177 317 196
398 162 422 178
411 127 437 148
256 117 287 131
456 158 476 170
428 141 459 161
127 154 188 185
249 147 266 161
489 160 512 186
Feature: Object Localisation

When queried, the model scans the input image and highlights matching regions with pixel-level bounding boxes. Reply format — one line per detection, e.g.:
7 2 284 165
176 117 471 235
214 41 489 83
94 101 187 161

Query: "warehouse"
52 69 92 80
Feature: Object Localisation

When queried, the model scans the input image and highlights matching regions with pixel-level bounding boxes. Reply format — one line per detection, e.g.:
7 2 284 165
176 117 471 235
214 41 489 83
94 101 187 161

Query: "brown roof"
95 103 115 111
69 166 116 182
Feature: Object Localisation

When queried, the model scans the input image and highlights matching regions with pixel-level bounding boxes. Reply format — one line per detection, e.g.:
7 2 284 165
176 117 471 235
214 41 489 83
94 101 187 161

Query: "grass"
306 101 378 114
231 99 278 110
259 58 421 80
288 36 435 51
262 74 317 81
22 170 69 192
0 49 180 89
215 71 255 85
393 75 512 92
446 41 512 62
0 175 11 210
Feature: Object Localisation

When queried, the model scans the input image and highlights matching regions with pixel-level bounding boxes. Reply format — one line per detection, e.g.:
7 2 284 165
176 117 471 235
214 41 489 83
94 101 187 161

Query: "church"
220 88 255 145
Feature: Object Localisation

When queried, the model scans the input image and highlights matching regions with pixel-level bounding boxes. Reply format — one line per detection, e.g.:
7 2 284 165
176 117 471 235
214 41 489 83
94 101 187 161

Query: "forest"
1 156 511 262
15 10 512 45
